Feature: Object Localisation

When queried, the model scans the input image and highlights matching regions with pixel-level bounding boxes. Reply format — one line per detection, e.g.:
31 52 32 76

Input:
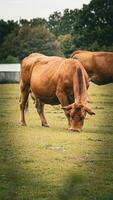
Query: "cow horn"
61 104 72 111
85 107 95 115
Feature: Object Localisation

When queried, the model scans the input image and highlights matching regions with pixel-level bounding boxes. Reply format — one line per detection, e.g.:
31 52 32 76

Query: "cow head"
62 103 95 132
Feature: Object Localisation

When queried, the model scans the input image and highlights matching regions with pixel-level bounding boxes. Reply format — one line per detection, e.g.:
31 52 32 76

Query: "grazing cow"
71 50 113 85
19 53 95 132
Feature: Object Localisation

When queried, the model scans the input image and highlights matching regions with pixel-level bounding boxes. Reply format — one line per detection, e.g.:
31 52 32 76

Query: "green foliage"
30 18 48 27
15 25 62 58
0 24 63 62
48 9 79 37
60 9 79 35
5 55 19 63
48 11 62 36
72 0 113 50
0 20 19 44
58 34 74 57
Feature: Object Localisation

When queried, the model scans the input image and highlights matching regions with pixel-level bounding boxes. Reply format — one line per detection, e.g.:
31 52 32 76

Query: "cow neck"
73 66 88 105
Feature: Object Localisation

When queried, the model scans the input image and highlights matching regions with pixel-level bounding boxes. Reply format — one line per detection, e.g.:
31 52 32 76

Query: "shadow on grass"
58 172 87 200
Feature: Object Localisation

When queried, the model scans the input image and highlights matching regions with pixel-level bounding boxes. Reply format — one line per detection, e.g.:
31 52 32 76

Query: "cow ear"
85 107 95 115
62 105 72 111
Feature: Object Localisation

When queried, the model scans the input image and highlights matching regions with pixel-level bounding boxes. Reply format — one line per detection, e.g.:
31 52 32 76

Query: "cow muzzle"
69 127 81 132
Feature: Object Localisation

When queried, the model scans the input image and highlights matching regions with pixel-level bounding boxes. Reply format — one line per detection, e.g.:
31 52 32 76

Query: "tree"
48 9 79 37
0 20 19 45
60 9 79 35
58 34 74 57
0 25 62 63
30 18 47 27
48 11 62 36
72 0 113 50
19 19 30 27
5 55 19 63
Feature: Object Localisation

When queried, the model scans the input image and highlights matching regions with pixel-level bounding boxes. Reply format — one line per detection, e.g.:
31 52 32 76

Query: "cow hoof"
69 128 80 132
42 124 49 127
19 121 27 126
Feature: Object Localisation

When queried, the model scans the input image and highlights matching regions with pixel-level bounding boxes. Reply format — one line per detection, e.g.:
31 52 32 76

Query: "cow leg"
35 99 49 127
19 82 29 126
91 74 103 85
56 91 70 128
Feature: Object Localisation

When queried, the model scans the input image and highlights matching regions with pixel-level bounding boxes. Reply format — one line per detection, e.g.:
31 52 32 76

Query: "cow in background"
71 50 113 85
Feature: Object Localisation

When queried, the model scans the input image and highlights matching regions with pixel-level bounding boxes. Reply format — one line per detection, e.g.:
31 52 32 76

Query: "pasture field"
0 83 113 200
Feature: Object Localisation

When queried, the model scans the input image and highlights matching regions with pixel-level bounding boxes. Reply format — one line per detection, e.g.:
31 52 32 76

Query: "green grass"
0 83 113 200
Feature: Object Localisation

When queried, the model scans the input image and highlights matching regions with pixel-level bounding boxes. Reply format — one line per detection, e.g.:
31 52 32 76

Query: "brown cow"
71 50 113 85
19 53 95 132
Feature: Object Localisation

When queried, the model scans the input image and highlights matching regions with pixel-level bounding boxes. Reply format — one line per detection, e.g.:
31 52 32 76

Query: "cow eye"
70 114 74 119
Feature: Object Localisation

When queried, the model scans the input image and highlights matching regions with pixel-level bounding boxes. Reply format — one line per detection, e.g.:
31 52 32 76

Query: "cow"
19 53 95 132
71 50 113 85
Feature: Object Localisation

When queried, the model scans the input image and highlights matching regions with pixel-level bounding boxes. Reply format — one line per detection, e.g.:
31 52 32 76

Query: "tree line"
0 0 113 63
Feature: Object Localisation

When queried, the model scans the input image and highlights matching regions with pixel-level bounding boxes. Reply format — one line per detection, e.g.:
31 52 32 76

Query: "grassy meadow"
0 83 113 200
